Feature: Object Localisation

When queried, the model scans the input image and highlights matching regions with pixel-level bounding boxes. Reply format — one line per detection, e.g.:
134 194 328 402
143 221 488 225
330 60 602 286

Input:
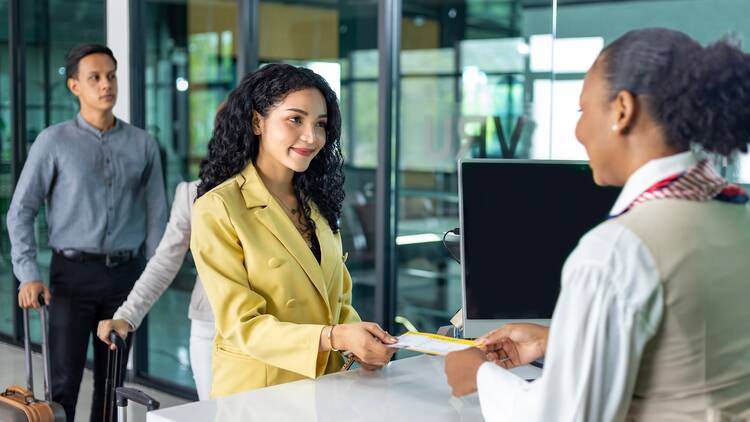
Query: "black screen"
461 160 621 319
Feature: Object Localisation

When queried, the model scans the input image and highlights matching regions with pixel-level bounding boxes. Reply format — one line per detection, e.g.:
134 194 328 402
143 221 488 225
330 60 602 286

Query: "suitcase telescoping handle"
116 387 161 422
22 294 52 403
104 332 160 422
104 331 126 422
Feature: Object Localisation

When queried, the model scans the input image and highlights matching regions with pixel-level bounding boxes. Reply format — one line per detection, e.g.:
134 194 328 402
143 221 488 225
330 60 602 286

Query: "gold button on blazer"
190 163 361 398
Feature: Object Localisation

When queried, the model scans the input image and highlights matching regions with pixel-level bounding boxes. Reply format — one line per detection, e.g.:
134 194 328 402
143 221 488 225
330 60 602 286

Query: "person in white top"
444 28 750 421
96 180 216 400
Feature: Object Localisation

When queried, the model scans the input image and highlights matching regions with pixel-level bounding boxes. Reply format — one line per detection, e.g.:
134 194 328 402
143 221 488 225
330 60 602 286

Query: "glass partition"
258 0 381 322
395 0 549 334
142 0 240 390
551 0 750 173
0 0 13 337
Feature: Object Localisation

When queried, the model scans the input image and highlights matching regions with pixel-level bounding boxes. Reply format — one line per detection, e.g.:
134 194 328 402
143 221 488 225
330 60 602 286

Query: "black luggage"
103 332 160 422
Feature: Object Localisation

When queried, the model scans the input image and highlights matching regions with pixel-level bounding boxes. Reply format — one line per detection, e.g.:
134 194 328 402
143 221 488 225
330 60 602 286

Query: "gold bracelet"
328 324 340 352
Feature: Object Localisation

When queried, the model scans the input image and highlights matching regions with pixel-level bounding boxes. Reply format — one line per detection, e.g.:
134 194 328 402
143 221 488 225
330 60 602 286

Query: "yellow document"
387 332 478 356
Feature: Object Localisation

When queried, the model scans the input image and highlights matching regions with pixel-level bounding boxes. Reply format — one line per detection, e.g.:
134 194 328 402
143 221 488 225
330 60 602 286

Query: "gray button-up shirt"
7 114 168 284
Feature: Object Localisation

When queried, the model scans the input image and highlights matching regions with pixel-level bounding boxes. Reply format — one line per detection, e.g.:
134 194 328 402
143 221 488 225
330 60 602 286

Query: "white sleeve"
112 181 192 329
476 222 663 422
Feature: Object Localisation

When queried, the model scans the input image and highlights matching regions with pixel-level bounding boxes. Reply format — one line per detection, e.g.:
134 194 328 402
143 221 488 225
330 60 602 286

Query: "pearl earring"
611 124 618 132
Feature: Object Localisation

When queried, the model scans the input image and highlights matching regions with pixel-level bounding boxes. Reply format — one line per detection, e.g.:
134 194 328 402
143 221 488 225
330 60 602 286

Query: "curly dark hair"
600 28 750 156
197 63 344 234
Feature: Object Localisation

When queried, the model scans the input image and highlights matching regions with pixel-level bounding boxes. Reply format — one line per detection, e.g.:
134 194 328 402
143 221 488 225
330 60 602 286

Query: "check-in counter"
147 355 541 422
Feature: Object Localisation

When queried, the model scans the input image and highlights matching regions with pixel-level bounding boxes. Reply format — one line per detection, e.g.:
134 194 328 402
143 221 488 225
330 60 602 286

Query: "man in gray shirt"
7 44 167 422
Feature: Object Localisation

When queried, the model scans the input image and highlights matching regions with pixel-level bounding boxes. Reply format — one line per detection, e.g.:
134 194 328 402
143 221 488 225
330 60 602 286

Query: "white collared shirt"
475 151 699 422
609 151 698 216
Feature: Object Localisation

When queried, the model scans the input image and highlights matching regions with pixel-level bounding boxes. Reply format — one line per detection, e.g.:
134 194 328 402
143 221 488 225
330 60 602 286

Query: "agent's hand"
331 322 397 368
445 347 487 396
18 281 50 309
97 319 131 350
478 323 549 369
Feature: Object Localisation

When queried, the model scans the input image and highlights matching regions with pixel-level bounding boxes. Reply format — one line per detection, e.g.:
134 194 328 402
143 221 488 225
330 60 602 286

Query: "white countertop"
147 355 541 422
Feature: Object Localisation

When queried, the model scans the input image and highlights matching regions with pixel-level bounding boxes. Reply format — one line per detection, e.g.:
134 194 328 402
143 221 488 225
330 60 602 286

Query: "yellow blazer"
190 163 361 398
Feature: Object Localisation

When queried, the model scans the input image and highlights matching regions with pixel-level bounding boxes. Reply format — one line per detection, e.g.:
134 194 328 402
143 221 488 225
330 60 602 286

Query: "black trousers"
48 251 145 422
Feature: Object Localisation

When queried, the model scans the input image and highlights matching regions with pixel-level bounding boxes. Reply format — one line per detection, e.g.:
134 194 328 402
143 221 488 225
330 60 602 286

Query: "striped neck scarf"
625 159 748 214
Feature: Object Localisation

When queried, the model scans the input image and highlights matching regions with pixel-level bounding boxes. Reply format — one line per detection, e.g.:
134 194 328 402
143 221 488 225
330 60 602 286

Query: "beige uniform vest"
615 199 750 421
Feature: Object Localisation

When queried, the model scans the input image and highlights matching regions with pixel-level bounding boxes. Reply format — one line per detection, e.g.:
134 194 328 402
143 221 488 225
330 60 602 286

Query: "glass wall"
143 0 239 390
539 0 750 179
0 0 12 337
395 0 546 333
257 0 381 323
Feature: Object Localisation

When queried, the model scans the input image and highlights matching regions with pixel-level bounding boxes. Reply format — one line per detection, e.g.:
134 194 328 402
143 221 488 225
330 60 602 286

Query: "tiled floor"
0 342 188 422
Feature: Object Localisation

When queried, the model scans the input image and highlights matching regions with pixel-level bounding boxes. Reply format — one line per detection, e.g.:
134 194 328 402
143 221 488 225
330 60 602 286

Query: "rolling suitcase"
103 332 159 422
0 302 66 422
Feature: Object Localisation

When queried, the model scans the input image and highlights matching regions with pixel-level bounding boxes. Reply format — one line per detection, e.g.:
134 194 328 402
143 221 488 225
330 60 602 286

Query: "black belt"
53 249 139 268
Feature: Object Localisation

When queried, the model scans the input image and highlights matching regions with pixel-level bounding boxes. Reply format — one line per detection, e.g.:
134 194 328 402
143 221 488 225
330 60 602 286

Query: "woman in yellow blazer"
191 64 397 398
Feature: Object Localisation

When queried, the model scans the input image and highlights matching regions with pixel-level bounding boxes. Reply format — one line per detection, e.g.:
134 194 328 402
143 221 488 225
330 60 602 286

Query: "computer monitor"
459 159 621 338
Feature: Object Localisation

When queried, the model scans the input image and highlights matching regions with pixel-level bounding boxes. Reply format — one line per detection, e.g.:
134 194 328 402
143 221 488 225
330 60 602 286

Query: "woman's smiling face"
254 88 328 174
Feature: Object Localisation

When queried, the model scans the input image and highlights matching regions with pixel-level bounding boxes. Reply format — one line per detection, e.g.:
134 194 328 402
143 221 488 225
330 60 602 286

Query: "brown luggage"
0 303 66 421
